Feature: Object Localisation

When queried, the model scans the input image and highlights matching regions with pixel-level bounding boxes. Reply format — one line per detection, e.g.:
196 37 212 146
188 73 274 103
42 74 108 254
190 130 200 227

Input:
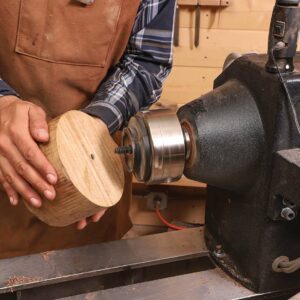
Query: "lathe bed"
0 228 298 300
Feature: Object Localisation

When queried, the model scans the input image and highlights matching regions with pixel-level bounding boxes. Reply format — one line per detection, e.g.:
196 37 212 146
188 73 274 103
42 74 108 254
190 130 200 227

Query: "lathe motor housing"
178 53 300 292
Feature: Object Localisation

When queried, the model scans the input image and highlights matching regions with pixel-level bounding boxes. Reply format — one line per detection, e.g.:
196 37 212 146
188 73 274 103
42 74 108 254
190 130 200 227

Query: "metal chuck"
115 109 191 185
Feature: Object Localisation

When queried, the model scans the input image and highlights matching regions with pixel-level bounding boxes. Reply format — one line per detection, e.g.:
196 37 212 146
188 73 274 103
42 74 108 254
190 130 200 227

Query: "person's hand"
0 96 57 207
76 209 107 230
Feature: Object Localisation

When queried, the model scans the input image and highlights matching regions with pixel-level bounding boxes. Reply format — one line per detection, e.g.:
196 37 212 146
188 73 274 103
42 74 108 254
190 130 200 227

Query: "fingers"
0 156 43 208
0 100 57 189
3 182 19 206
1 140 56 200
0 169 19 206
28 105 49 143
77 219 87 230
91 209 107 222
76 209 107 230
11 130 57 185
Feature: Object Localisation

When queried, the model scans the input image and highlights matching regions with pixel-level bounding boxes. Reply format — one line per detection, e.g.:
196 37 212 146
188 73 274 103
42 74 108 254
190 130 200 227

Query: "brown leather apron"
0 0 140 259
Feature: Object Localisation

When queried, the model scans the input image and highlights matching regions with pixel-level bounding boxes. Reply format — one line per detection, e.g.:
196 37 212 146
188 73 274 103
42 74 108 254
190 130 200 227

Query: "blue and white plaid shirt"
0 0 176 134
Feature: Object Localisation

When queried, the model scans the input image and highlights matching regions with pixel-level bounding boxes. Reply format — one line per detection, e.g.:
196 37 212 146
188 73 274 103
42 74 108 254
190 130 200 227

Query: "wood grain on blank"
25 110 125 227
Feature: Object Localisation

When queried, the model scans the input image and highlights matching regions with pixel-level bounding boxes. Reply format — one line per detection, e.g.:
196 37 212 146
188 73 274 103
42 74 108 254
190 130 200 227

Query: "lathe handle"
266 0 300 73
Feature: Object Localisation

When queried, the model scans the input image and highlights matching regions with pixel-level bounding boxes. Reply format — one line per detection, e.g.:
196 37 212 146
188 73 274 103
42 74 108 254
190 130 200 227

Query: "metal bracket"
145 192 168 211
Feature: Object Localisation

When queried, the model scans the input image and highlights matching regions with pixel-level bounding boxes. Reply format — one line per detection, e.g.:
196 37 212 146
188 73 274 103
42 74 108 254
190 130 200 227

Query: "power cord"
155 201 186 231
155 207 186 231
273 256 300 273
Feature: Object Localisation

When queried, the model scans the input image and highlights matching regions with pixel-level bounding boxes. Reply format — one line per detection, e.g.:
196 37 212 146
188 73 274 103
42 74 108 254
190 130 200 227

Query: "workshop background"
162 0 274 105
129 0 278 236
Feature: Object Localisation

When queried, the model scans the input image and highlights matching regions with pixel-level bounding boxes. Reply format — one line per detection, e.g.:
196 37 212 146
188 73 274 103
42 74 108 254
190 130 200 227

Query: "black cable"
270 45 300 135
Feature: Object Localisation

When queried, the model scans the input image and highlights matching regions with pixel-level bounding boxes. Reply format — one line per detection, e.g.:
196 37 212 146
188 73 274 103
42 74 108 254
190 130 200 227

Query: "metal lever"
266 0 300 73
174 4 180 47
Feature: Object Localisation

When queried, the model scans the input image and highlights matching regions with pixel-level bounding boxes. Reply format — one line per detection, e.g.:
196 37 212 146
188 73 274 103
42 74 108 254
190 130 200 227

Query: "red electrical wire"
155 207 186 231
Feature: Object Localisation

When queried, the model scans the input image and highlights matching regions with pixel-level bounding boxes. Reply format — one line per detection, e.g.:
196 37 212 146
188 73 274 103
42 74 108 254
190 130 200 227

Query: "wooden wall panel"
179 9 271 31
224 0 274 12
161 0 277 105
173 29 268 67
218 11 271 31
161 66 221 104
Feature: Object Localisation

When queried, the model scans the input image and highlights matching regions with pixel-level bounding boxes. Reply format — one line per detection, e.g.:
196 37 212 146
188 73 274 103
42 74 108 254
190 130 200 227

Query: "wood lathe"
1 0 300 299
115 0 300 293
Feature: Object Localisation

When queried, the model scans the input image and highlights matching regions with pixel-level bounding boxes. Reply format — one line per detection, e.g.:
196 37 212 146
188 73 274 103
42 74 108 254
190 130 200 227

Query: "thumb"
28 105 49 142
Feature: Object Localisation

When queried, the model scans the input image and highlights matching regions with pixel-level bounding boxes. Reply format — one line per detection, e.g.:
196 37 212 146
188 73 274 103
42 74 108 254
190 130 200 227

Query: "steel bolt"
216 245 222 252
213 245 226 259
281 207 296 221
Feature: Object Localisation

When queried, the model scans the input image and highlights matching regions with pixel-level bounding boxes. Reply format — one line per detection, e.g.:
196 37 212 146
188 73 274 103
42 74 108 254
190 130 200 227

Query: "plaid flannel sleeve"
82 0 176 134
0 78 18 97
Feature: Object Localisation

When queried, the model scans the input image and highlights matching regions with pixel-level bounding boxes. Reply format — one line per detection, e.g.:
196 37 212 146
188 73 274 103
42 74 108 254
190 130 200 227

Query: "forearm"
82 59 171 134
82 0 176 134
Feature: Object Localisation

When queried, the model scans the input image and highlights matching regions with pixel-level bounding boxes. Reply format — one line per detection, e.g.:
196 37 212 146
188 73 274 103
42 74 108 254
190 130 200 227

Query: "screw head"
281 207 296 221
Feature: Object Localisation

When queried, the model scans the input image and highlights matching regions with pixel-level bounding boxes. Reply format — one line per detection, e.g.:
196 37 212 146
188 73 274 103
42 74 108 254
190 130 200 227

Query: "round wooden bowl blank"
25 110 125 227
